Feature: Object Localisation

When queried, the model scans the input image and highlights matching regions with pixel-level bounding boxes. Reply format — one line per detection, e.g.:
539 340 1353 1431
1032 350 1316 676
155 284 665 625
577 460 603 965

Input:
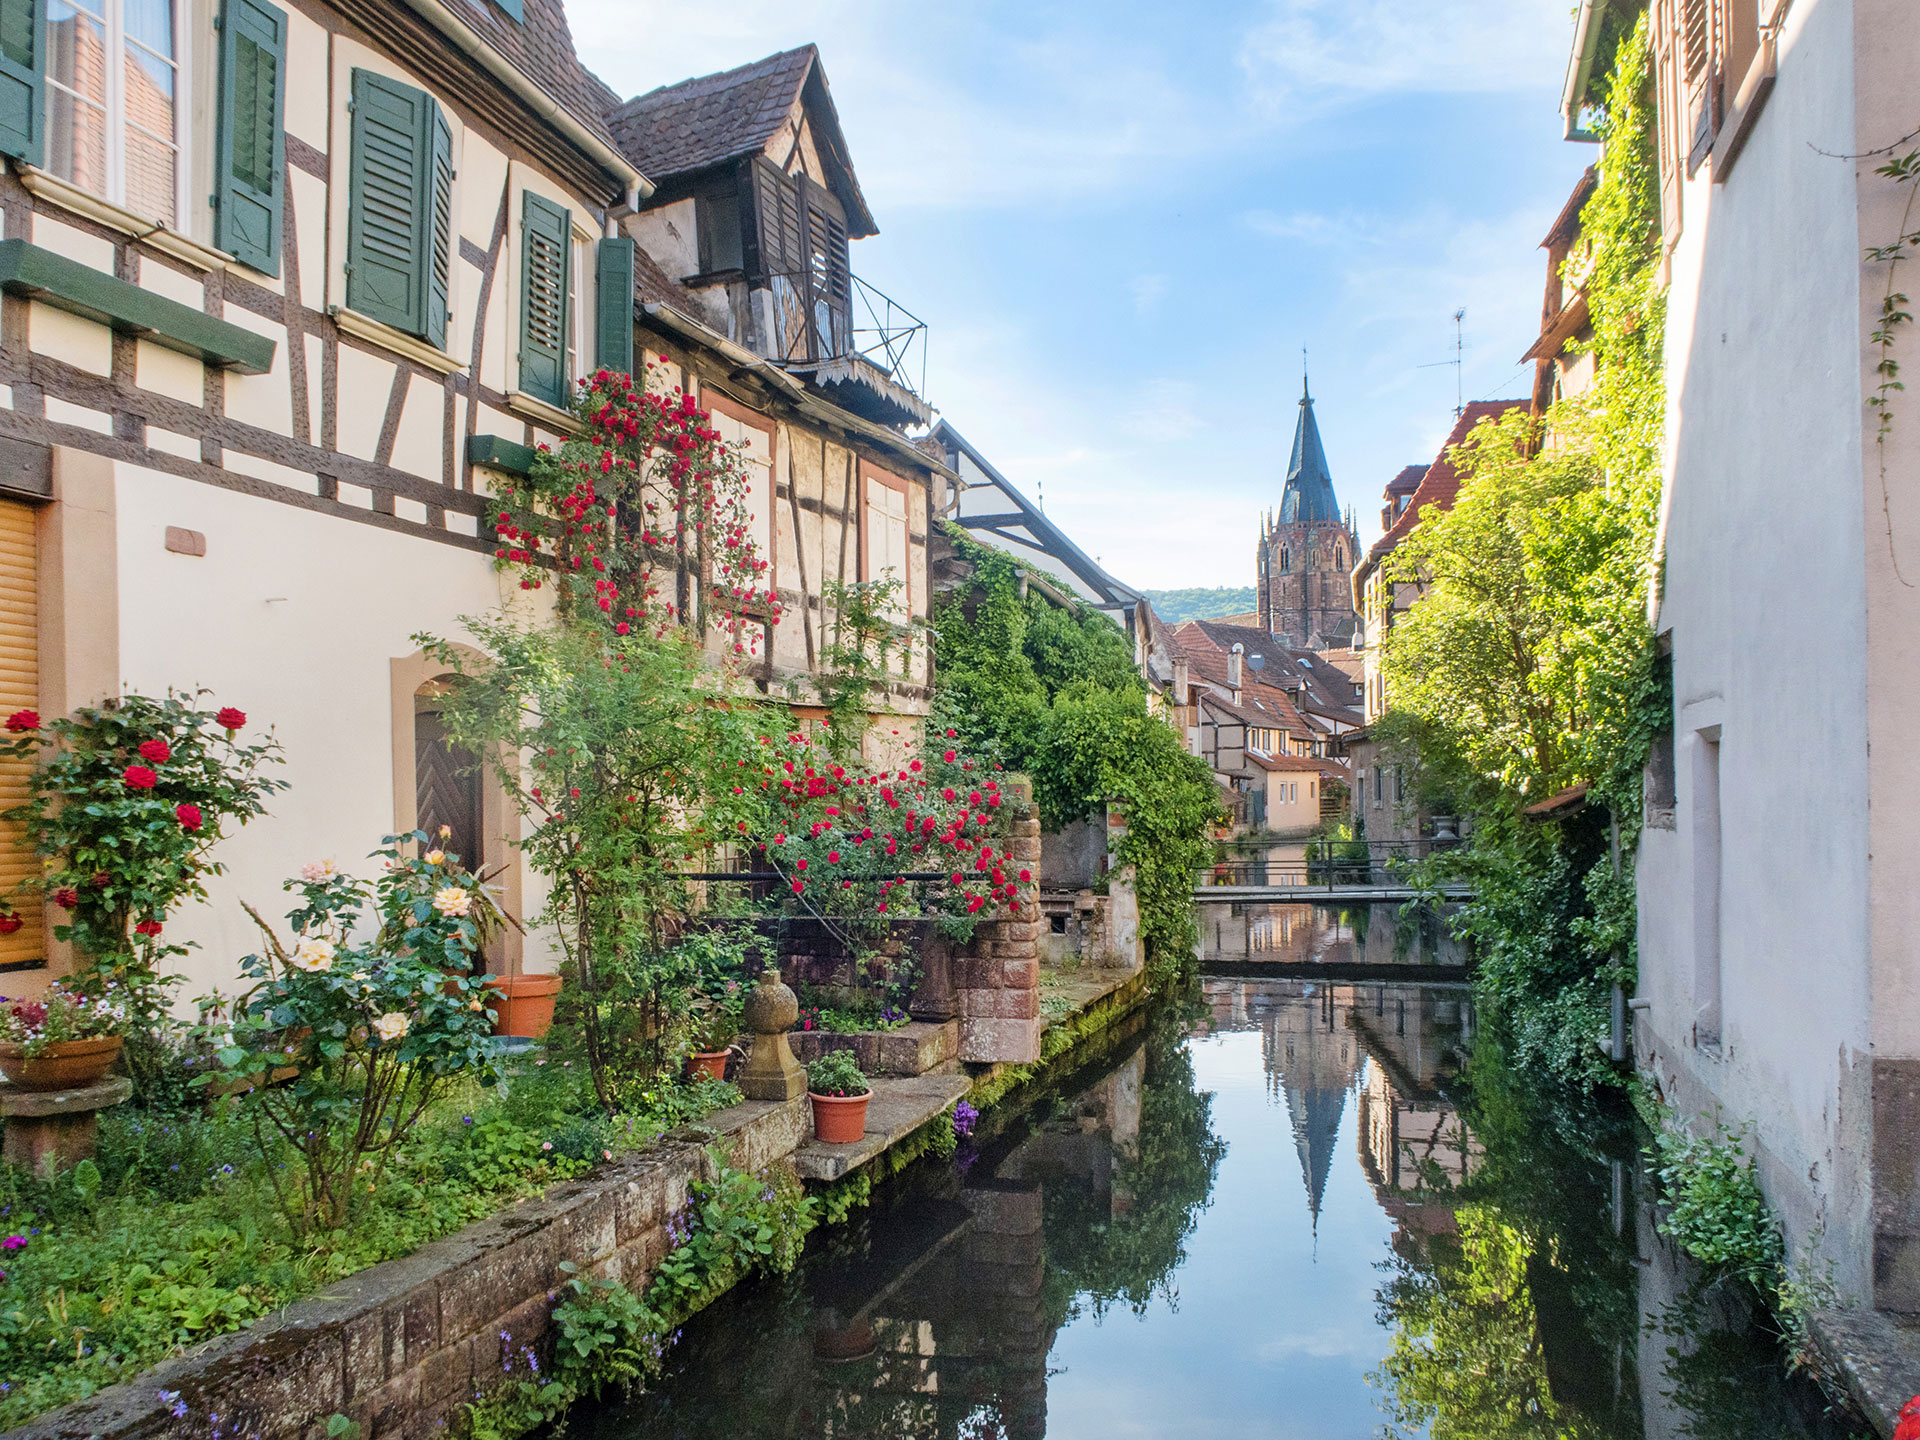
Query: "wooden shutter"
798 176 850 356
594 236 634 376
0 0 43 165
0 499 41 968
214 0 286 275
346 69 440 339
425 104 452 349
518 192 570 406
753 158 803 278
1678 0 1710 83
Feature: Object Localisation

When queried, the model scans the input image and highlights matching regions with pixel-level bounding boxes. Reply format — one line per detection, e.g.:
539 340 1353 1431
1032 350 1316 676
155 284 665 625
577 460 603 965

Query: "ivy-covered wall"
931 527 1218 978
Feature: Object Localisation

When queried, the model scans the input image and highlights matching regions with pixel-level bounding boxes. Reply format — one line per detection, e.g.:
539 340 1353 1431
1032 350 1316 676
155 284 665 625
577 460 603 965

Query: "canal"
577 964 1858 1438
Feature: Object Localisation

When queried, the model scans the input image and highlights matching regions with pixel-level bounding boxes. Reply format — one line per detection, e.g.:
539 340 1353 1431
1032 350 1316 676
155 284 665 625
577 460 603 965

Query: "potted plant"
0 982 128 1089
485 970 563 1039
686 984 742 1081
807 1050 871 1144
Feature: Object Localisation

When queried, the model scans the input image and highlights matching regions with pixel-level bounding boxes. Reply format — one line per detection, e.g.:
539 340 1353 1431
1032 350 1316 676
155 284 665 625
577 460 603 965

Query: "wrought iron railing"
768 271 927 397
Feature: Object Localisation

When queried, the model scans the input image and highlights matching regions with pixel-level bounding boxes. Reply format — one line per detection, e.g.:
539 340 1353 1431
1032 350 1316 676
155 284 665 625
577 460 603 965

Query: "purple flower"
952 1101 978 1138
1 1235 25 1252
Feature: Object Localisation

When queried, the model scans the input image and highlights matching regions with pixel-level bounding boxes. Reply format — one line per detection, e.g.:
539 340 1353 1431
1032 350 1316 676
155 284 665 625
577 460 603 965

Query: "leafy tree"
425 616 763 1111
1376 19 1666 1089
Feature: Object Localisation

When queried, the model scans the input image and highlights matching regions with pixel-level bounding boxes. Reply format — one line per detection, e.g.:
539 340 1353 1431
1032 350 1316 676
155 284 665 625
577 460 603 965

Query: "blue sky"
570 1 1589 590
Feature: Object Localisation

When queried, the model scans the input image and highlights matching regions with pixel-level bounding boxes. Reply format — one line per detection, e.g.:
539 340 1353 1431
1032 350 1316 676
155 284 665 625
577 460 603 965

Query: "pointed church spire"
1280 368 1341 525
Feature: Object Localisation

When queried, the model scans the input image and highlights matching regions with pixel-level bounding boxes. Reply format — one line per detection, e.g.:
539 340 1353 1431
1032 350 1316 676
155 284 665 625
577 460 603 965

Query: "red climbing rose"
4 709 37 733
175 802 203 831
122 765 158 790
51 888 78 910
216 707 246 731
138 739 171 766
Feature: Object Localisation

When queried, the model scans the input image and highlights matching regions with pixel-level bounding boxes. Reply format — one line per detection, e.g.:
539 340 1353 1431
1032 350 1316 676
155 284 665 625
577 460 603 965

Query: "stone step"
792 1073 971 1182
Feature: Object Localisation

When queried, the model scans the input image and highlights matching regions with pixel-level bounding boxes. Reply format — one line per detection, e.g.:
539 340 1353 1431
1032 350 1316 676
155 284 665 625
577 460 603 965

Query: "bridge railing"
1196 841 1429 890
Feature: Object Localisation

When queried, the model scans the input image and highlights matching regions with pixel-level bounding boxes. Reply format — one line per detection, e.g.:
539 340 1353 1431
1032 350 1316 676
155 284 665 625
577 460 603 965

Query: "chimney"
1229 643 1244 696
1172 657 1190 705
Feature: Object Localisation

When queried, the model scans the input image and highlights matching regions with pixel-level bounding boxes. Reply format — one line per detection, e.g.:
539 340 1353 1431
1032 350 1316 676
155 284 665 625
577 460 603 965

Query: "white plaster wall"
630 199 697 282
1636 0 1873 1295
111 465 558 1002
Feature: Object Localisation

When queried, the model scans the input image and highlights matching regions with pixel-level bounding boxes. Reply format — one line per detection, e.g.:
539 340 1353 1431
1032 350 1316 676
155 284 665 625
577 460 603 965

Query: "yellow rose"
424 850 446 866
372 1012 409 1043
290 938 335 973
432 886 473 918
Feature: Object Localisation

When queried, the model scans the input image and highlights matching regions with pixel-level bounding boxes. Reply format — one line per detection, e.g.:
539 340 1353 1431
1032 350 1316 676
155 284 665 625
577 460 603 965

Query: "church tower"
1256 373 1360 648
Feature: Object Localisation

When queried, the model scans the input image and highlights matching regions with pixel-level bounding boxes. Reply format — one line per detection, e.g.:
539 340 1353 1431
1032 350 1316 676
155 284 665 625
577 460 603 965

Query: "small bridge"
1192 883 1475 905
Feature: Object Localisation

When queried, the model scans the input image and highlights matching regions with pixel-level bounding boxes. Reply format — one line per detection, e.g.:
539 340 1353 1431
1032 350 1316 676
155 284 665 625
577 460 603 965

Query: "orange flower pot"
0 1035 123 1091
484 974 562 1039
686 1049 729 1081
810 1090 870 1144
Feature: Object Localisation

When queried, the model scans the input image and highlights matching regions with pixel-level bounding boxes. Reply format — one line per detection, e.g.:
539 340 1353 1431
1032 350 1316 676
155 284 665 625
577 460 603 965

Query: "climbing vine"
931 524 1218 977
490 366 780 654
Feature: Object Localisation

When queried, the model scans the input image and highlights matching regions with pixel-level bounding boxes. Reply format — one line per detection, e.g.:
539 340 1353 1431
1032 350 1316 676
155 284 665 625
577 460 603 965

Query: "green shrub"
1646 1110 1784 1289
805 1050 868 1097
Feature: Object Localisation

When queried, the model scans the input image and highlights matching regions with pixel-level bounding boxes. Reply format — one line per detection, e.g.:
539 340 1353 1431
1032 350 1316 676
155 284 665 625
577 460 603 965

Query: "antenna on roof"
1418 308 1467 418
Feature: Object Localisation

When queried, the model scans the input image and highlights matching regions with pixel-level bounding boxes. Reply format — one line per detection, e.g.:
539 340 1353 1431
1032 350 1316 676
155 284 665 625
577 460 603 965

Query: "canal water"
578 975 1858 1439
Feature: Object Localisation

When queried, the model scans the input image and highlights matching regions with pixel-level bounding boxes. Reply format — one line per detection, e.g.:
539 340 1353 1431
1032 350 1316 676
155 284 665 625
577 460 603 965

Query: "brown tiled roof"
1247 751 1348 777
446 0 621 151
1359 399 1529 576
1386 464 1427 497
1543 166 1599 249
1523 780 1591 820
605 46 878 237
1189 620 1365 727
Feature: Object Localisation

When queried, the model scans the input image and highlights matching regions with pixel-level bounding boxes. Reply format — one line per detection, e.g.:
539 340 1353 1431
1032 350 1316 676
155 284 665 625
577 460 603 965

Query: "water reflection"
577 982 1858 1440
1199 900 1465 969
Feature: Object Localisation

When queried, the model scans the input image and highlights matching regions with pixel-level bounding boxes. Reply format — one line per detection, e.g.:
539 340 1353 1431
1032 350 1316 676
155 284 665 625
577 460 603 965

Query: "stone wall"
8 1099 809 1440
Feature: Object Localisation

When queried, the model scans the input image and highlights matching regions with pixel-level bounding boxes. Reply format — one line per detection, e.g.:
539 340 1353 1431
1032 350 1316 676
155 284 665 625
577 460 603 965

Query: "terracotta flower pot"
484 974 562 1039
810 1090 870 1144
0 1034 123 1091
686 1049 730 1082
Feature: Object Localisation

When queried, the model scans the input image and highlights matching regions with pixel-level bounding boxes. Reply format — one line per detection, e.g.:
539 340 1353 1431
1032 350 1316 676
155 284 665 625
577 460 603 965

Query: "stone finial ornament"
738 965 807 1101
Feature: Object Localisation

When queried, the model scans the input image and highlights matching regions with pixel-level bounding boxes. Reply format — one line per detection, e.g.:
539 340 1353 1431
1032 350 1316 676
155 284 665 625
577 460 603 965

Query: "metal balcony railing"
769 271 928 398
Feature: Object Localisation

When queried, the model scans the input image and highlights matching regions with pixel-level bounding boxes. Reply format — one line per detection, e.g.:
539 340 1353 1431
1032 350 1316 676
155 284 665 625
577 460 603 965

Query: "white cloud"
1237 0 1572 113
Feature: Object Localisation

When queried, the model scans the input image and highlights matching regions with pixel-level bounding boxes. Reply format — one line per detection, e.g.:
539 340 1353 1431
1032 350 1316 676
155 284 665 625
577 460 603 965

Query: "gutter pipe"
398 0 651 207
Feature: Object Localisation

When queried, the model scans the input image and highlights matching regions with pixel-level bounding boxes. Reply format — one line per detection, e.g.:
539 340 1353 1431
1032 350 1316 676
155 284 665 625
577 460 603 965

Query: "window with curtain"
47 0 179 223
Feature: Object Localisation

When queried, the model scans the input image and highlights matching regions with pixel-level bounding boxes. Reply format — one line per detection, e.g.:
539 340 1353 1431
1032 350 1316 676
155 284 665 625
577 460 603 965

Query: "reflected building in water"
1201 978 1479 1235
1199 900 1466 971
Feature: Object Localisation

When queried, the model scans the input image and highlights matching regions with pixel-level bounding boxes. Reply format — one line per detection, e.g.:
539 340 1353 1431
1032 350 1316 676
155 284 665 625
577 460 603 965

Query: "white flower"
290 938 335 973
299 859 338 883
372 1012 409 1043
432 886 472 918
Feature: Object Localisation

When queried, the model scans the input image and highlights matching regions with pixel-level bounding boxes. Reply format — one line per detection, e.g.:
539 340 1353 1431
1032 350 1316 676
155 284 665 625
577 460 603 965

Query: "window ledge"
17 167 230 272
330 306 466 376
466 433 536 477
1712 33 1778 183
505 390 583 436
0 239 273 372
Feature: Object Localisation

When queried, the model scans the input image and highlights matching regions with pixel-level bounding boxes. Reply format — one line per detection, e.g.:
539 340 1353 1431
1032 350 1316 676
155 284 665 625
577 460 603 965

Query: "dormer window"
754 158 849 363
47 0 183 225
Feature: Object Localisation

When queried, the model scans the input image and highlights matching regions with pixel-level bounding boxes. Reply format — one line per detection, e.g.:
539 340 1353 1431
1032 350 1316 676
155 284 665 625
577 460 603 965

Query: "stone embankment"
6 962 1144 1440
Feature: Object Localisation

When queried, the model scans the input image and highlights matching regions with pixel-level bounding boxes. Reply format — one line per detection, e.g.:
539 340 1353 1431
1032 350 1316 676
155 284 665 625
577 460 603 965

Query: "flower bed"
0 1057 737 1427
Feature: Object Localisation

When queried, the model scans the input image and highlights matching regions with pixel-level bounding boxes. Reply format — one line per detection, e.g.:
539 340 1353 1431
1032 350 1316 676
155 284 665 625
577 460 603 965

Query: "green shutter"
425 105 452 349
0 0 44 166
594 236 634 377
518 192 569 407
346 70 446 340
214 0 286 275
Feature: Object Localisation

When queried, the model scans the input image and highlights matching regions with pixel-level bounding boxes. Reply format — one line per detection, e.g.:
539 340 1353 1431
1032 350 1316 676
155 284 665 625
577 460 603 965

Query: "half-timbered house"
0 5 944 1000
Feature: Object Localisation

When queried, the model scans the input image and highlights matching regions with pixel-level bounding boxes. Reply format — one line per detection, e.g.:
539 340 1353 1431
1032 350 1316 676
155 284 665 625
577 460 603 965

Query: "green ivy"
931 525 1218 977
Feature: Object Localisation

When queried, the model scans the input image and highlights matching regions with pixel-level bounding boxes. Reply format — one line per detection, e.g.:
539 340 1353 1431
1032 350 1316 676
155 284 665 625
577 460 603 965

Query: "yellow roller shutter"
0 498 41 968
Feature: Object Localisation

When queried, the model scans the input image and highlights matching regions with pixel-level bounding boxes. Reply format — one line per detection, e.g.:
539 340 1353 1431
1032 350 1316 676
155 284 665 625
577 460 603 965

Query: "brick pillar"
958 775 1042 1063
